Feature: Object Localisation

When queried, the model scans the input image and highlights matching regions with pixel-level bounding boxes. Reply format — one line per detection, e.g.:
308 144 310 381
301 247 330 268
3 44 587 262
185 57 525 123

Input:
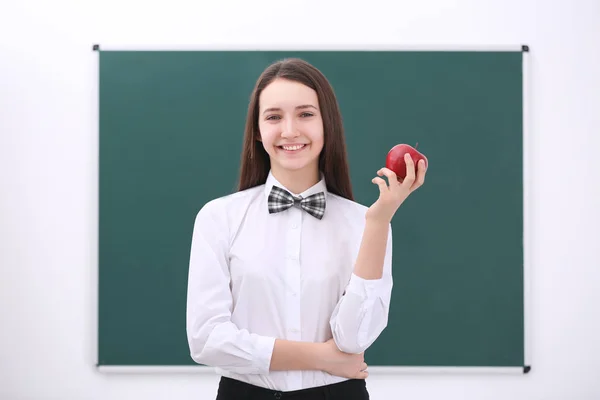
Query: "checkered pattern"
268 185 326 220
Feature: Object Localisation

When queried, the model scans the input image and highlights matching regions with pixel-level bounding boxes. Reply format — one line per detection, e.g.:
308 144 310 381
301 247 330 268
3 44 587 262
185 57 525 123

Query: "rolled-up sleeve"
329 224 393 354
186 200 276 374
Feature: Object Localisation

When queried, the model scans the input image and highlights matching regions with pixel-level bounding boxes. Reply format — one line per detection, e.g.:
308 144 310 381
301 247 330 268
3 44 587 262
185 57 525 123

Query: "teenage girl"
186 57 427 400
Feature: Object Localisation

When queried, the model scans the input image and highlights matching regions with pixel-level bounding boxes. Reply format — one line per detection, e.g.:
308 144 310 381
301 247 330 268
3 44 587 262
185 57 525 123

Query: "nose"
281 118 299 138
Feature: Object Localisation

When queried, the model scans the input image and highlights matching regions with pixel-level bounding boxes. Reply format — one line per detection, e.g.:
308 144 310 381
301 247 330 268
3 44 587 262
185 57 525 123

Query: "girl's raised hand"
366 153 427 224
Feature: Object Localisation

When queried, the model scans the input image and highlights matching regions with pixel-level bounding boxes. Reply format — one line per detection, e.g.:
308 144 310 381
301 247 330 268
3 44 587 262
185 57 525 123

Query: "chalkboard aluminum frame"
91 43 532 375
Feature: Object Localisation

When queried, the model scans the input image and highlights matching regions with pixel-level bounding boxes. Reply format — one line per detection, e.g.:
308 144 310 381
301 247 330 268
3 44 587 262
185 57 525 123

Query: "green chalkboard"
97 48 527 370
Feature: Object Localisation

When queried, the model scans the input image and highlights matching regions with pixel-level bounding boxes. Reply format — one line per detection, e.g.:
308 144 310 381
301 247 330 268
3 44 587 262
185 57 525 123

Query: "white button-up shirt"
186 170 393 391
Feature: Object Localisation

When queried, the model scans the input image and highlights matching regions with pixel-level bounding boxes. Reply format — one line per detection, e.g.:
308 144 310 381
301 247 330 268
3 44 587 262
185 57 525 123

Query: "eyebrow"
262 104 318 115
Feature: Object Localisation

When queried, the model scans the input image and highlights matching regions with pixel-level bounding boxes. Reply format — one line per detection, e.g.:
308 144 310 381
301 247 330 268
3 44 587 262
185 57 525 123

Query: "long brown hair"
237 58 354 201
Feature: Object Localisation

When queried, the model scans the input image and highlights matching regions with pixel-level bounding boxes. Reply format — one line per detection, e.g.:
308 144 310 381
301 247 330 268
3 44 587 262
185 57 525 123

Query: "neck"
271 165 320 195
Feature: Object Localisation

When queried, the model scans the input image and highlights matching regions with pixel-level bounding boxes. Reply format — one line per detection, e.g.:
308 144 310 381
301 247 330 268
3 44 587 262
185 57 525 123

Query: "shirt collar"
264 170 328 199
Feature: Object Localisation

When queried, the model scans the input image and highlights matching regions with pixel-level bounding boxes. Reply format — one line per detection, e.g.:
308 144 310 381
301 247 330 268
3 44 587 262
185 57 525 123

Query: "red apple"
386 143 428 180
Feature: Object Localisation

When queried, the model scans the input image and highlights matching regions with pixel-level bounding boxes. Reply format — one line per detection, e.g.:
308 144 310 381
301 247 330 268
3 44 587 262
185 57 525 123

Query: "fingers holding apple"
402 153 416 187
403 153 427 192
367 143 428 223
386 143 428 180
386 143 428 192
414 159 427 190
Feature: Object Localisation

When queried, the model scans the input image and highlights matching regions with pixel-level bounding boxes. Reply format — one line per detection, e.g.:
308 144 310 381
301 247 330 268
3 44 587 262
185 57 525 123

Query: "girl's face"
258 78 324 180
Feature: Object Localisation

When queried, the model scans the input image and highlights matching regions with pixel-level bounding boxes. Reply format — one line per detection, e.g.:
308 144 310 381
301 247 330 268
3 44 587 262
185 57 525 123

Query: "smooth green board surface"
98 50 524 367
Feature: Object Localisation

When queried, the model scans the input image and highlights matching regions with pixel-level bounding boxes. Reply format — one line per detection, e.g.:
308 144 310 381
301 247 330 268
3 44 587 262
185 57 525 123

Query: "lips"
277 144 307 152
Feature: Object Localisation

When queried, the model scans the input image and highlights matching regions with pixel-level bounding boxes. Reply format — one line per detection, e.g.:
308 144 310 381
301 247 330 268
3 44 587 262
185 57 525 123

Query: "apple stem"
415 142 419 149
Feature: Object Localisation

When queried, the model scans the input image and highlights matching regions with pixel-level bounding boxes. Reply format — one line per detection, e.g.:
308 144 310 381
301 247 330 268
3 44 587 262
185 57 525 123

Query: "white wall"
1 0 599 399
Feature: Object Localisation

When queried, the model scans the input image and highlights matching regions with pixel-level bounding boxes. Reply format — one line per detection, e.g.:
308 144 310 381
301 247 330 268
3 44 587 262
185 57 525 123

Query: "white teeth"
281 144 305 151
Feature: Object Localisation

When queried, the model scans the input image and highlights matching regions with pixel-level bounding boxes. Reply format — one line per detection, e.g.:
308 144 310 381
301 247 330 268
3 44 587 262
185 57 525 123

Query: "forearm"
353 217 389 280
270 339 324 371
329 218 393 353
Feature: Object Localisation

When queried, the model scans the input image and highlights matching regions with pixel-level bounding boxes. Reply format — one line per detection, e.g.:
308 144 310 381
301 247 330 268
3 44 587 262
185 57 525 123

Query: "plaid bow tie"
268 186 326 220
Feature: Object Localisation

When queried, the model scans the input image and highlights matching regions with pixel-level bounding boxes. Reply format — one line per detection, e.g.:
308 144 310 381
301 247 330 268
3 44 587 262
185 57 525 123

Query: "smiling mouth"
278 144 307 152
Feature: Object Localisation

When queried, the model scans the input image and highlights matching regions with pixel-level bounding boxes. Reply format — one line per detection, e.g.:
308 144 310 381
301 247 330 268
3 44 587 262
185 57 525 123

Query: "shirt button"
292 223 298 229
290 328 299 333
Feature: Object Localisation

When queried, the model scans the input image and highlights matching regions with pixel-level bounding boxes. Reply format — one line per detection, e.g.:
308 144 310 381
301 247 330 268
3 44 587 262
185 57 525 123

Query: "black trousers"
216 376 370 400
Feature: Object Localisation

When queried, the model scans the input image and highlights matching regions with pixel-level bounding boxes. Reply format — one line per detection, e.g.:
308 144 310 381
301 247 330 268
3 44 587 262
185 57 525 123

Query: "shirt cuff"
254 335 276 374
345 272 383 300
